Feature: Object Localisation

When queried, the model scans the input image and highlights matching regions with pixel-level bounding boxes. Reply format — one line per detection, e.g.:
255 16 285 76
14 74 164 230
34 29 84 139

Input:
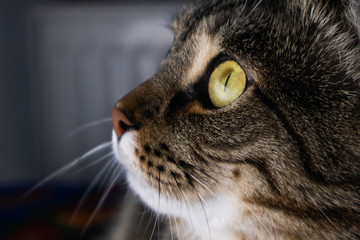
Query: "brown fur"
113 0 360 239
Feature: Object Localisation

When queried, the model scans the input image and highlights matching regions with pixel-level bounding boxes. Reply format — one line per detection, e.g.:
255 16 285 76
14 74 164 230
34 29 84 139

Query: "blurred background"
0 0 183 239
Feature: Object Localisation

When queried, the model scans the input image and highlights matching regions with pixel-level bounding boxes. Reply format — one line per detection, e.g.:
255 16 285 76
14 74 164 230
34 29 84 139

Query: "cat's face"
112 0 360 238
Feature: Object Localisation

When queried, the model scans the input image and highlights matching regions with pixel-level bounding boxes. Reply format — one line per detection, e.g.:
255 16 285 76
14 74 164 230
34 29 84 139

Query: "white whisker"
307 193 336 228
65 118 112 139
135 201 148 235
149 171 161 240
249 0 264 15
22 141 112 198
72 152 114 174
189 172 275 240
167 182 183 240
70 160 115 225
82 141 113 158
81 164 121 236
168 215 174 240
143 209 155 238
193 186 211 240
188 173 217 198
172 175 195 231
97 160 119 191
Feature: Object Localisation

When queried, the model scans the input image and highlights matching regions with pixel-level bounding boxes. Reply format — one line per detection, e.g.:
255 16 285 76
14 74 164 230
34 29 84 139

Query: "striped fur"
112 0 360 239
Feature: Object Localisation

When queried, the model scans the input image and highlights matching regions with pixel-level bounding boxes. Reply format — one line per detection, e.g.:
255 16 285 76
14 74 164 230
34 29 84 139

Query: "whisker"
143 208 155 238
168 215 174 240
65 118 112 139
72 152 114 174
22 141 112 198
171 174 195 231
163 188 176 240
70 159 115 225
189 146 277 239
135 201 148 235
97 160 120 192
178 212 190 240
187 173 227 231
167 182 183 240
149 170 162 240
189 171 275 240
307 193 336 228
237 200 275 240
142 170 156 239
187 173 217 198
81 164 121 237
249 0 263 15
241 0 249 16
173 215 181 240
190 184 211 240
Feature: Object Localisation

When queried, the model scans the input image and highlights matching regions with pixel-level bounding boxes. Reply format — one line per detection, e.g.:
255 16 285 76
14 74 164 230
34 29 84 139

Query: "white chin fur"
112 130 236 239
112 130 188 215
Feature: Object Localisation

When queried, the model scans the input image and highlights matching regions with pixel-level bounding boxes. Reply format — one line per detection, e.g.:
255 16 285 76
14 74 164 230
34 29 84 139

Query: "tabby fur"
112 0 360 239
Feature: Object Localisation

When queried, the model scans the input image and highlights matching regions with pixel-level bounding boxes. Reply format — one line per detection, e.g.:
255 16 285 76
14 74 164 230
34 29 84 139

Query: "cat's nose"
112 107 135 138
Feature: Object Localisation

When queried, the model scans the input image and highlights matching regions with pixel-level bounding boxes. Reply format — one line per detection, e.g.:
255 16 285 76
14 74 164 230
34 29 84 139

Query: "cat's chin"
112 130 189 216
127 170 239 239
112 131 237 236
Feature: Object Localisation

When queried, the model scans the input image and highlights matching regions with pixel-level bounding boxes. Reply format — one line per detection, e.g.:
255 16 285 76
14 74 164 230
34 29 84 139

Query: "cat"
111 0 360 239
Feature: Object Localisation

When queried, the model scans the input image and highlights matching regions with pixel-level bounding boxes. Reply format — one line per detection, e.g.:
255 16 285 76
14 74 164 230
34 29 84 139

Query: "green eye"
208 60 246 108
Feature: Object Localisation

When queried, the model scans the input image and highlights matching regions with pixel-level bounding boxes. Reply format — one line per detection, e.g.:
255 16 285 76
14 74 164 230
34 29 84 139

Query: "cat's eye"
208 60 246 108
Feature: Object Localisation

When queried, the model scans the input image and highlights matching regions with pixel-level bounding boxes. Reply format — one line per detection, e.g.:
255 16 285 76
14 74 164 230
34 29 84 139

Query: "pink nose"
112 107 134 138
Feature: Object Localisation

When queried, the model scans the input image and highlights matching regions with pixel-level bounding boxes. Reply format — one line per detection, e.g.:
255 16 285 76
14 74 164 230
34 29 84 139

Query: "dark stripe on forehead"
174 1 238 42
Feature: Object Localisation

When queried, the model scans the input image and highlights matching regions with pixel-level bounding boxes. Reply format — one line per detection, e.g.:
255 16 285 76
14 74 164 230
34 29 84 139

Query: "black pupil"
224 72 232 91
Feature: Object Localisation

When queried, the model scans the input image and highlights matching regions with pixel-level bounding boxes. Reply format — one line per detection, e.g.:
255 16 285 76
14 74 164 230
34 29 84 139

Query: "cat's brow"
184 33 221 86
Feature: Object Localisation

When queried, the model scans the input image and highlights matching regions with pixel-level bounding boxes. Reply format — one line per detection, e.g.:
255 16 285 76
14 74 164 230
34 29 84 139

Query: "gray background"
0 0 183 184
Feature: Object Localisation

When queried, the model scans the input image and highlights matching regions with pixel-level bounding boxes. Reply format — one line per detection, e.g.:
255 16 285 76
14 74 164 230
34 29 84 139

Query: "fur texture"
112 0 360 239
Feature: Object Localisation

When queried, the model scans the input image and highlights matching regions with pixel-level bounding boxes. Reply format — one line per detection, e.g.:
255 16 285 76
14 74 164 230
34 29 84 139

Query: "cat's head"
112 0 360 238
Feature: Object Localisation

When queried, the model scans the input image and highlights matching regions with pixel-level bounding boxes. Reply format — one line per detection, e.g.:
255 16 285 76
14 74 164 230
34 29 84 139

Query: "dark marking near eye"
144 145 151 153
154 149 162 157
167 156 176 164
224 73 232 91
232 169 240 179
157 165 165 172
140 156 145 162
166 71 216 114
147 161 153 167
160 143 169 151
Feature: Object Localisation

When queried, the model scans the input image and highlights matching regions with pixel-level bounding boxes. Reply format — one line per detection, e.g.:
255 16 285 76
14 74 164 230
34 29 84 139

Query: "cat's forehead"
167 0 358 87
